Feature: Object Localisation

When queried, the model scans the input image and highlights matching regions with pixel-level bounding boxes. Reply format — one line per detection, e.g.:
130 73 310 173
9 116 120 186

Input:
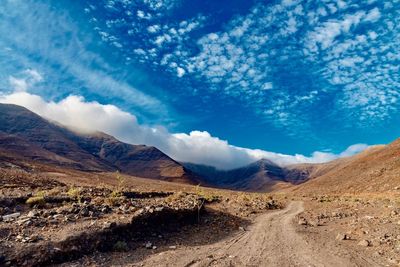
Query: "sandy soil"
122 201 377 267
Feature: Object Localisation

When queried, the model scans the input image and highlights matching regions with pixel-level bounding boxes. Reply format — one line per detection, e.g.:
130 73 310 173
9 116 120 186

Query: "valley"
1 103 400 266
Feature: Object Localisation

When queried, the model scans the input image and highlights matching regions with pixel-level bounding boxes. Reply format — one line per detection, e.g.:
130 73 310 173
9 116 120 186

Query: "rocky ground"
1 165 400 267
0 167 282 267
297 193 400 266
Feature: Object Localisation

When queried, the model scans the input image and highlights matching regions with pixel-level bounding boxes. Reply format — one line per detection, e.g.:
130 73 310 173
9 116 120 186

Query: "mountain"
184 159 309 192
186 138 400 193
291 142 400 194
0 103 198 184
3 103 398 193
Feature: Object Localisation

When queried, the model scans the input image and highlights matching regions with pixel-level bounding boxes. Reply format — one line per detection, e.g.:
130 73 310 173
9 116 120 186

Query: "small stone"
134 209 144 216
239 226 246 231
152 246 157 250
17 218 31 226
145 242 152 249
298 218 308 225
101 206 111 213
80 207 89 217
15 235 23 241
336 233 349 241
2 212 21 222
358 240 370 247
52 214 63 219
27 210 38 218
64 215 75 222
103 222 116 229
169 246 177 249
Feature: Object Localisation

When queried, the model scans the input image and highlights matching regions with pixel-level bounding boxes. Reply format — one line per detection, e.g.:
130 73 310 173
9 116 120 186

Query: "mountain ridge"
0 103 199 184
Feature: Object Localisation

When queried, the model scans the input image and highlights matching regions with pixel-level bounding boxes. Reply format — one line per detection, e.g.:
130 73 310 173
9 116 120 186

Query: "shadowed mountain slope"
184 159 309 192
0 104 198 184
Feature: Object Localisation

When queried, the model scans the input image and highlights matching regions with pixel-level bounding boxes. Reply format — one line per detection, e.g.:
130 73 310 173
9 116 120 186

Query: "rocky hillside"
291 142 400 194
0 104 198 184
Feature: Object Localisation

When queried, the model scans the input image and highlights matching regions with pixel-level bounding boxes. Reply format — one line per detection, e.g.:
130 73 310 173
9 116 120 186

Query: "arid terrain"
1 103 400 267
1 161 399 267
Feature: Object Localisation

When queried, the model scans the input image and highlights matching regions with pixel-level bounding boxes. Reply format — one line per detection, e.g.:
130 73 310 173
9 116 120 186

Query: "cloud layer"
0 91 369 170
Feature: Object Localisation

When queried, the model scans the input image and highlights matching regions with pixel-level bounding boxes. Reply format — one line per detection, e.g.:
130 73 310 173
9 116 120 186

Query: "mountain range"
1 103 399 193
0 104 198 184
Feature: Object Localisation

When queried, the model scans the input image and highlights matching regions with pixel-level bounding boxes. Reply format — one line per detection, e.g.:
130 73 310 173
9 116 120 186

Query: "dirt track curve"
133 201 380 267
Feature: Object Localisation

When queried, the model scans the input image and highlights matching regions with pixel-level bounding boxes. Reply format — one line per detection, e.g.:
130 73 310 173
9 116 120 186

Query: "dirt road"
134 201 379 267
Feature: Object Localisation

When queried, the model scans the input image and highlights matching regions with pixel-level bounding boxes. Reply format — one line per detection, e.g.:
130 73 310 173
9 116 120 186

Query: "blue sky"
0 0 399 169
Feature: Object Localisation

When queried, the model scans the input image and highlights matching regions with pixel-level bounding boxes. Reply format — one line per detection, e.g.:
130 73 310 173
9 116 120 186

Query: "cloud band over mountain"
0 91 369 170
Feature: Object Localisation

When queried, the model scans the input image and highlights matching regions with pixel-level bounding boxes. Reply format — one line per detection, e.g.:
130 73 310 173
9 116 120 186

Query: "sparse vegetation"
105 195 125 206
194 184 221 203
26 196 46 206
105 172 127 206
165 191 186 203
67 186 82 202
115 171 125 192
26 190 46 206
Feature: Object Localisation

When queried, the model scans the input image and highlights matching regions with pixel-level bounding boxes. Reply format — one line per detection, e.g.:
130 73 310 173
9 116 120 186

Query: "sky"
0 0 399 169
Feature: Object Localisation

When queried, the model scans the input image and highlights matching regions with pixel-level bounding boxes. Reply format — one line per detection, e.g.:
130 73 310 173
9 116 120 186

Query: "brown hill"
290 142 400 194
0 103 197 184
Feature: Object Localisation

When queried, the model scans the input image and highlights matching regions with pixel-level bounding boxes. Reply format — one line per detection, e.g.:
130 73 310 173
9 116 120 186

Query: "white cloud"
0 92 370 170
364 7 381 22
8 69 43 92
9 76 29 92
307 11 366 51
176 67 186 77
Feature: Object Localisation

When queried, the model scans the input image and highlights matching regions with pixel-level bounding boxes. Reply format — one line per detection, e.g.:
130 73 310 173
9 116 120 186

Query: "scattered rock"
239 226 246 231
101 206 111 213
27 210 38 218
358 240 370 247
336 233 349 241
298 218 308 225
102 222 117 230
80 207 89 217
169 246 177 249
2 212 21 222
145 242 153 249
